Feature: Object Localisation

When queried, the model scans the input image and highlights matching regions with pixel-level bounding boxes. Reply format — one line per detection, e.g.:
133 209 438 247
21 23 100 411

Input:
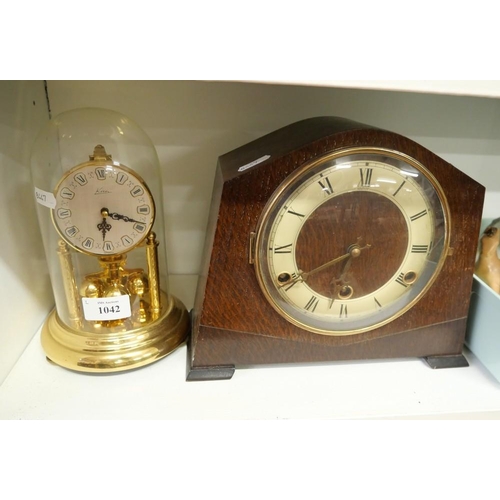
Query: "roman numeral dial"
254 148 448 336
52 155 155 256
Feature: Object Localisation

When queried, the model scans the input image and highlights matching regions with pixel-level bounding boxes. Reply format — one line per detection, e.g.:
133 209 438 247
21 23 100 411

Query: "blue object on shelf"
466 275 500 382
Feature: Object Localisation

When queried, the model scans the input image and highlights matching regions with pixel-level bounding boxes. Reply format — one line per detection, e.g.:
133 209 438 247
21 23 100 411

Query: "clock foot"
423 353 469 369
186 310 235 380
186 365 236 381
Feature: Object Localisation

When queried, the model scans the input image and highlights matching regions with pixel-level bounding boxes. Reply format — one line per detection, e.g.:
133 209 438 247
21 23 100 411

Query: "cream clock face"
254 148 450 335
52 161 155 256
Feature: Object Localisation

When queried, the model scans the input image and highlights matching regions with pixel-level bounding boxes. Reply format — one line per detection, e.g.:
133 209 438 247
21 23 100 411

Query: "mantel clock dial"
188 116 484 381
253 148 449 336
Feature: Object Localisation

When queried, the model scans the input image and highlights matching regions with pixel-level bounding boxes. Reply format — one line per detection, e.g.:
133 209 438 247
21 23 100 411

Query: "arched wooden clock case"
187 116 485 381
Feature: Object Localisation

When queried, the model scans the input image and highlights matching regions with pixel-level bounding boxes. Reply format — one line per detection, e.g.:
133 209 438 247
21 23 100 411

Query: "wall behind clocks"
0 81 53 384
48 80 500 278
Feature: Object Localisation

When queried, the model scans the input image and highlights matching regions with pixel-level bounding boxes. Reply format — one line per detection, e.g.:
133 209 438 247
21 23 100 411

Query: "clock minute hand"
302 242 371 281
277 241 371 289
278 251 352 288
301 252 352 281
108 211 141 223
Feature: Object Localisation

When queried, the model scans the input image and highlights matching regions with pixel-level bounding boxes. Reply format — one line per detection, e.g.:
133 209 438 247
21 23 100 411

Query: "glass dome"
31 107 189 372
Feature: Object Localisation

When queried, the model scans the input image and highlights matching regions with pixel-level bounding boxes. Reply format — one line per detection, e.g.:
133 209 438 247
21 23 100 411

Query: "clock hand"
108 211 141 223
97 208 112 241
278 240 371 288
277 251 351 288
329 260 355 307
328 238 370 304
335 247 355 285
302 241 371 281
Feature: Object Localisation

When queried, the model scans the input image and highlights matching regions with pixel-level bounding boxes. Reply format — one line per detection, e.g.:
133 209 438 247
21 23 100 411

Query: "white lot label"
82 295 131 321
35 187 56 209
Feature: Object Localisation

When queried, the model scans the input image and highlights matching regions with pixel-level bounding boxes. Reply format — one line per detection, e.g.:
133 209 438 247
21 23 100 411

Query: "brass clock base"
41 293 189 373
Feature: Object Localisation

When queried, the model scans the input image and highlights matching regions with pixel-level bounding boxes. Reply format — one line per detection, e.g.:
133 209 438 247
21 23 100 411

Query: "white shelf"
245 80 500 98
1 276 500 421
2 269 499 420
2 323 500 420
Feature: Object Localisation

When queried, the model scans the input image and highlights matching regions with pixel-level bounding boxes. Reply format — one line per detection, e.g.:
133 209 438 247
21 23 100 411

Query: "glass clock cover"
31 108 170 334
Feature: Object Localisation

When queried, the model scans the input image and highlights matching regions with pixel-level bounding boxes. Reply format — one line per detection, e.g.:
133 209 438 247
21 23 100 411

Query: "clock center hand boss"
97 207 112 241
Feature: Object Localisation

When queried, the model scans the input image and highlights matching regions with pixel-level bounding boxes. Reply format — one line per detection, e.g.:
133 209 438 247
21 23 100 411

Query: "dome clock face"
52 161 155 256
254 148 450 336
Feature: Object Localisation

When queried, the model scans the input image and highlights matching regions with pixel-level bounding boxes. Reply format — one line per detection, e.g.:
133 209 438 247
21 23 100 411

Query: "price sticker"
82 295 132 321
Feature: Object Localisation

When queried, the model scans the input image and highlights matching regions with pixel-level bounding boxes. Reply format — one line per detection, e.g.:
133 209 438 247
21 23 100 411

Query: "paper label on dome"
35 187 56 209
82 295 132 321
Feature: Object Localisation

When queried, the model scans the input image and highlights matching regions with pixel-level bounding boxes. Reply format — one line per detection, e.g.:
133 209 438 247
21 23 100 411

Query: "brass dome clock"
188 116 484 381
31 108 189 373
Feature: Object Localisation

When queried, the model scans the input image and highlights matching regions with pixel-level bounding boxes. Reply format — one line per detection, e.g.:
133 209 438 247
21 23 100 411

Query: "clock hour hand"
97 208 112 241
329 258 355 306
329 238 370 304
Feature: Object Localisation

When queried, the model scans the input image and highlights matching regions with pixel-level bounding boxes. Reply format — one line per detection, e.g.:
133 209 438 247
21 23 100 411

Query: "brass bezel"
51 158 156 257
253 146 451 336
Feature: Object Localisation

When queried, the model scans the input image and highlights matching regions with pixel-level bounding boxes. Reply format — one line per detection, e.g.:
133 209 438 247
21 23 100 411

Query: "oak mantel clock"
188 116 485 381
31 108 189 373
